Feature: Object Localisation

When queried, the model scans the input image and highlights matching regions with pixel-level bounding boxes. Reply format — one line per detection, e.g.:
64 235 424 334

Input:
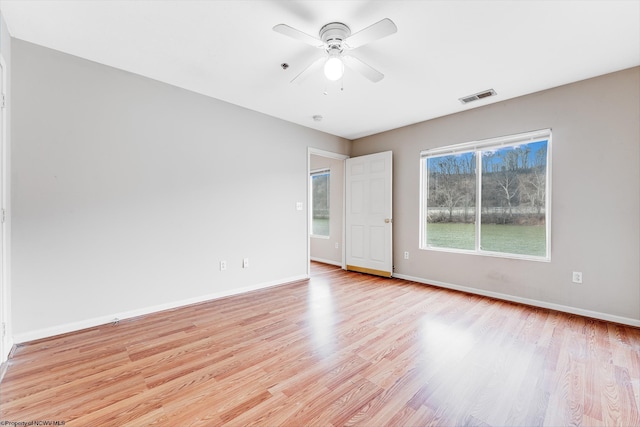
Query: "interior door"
345 151 393 277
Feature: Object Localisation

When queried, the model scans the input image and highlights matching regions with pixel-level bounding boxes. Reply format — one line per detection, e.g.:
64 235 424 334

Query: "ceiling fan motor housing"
320 22 351 52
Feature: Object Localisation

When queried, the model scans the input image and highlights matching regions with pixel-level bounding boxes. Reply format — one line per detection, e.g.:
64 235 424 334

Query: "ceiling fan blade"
290 56 326 84
273 24 324 48
344 18 397 49
343 55 384 83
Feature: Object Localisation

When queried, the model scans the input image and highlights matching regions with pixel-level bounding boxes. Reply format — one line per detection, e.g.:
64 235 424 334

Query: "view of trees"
311 171 330 236
426 140 548 225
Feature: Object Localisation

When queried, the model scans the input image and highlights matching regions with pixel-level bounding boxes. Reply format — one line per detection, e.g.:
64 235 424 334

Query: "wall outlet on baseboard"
572 271 583 284
220 261 227 271
404 251 409 260
243 258 249 268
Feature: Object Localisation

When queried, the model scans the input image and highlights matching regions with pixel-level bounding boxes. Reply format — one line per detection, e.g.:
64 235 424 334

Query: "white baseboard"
13 272 639 345
0 337 13 365
13 274 309 345
393 273 640 328
310 257 343 267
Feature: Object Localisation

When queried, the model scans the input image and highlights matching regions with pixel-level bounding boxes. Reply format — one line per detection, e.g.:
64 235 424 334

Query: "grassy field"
426 222 546 256
313 219 546 256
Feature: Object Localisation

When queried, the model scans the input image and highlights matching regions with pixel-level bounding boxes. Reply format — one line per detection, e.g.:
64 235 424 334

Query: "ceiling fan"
273 18 397 84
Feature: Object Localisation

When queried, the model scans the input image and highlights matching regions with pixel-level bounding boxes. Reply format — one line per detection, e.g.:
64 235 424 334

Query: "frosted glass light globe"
324 57 344 81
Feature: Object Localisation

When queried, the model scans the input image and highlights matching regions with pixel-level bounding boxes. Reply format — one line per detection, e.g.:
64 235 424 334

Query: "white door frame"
0 54 10 363
307 148 349 277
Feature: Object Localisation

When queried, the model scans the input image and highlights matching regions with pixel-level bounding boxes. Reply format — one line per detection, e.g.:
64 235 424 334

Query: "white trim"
419 244 551 263
393 273 640 328
14 270 639 346
341 158 346 270
420 129 552 261
310 234 330 239
420 128 552 157
310 168 330 175
13 274 309 345
0 54 10 363
308 147 349 161
545 132 553 260
310 257 342 267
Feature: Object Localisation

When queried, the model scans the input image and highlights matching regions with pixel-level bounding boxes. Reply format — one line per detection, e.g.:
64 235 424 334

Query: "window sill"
311 234 330 239
420 245 550 262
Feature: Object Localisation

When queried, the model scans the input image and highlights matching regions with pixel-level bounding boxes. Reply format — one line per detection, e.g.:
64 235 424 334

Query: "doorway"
307 148 394 279
307 148 348 276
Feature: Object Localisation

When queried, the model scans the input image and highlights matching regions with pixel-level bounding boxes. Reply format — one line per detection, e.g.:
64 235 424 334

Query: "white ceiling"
1 0 639 140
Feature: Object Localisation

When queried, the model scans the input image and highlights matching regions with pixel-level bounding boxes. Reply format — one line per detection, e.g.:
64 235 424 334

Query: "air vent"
459 89 497 104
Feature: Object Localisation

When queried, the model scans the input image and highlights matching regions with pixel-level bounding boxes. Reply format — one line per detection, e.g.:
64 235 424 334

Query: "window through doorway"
311 169 330 237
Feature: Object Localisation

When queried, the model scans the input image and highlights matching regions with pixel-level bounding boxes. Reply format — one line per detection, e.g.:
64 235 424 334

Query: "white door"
345 151 393 277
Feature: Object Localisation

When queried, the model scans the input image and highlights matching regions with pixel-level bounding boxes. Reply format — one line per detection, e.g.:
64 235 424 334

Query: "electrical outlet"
572 271 583 283
404 251 409 260
335 243 339 249
220 261 227 271
243 258 249 268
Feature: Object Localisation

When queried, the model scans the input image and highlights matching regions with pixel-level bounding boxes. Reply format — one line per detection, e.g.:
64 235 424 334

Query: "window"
420 129 551 260
311 169 330 237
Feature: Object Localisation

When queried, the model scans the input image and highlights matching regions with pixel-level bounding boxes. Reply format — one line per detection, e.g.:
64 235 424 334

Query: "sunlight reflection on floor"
307 280 336 357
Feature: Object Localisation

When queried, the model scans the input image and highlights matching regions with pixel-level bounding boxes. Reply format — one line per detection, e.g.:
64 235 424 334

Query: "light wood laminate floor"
1 262 638 426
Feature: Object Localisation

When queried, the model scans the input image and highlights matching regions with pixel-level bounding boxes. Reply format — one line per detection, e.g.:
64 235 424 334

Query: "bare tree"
482 149 520 223
428 155 475 222
519 169 546 215
519 146 547 217
497 166 519 220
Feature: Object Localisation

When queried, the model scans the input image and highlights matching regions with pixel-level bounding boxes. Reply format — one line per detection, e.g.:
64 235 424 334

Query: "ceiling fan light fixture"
324 56 344 81
274 18 396 84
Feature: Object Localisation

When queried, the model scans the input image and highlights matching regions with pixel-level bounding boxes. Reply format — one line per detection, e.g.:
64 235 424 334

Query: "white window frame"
310 168 331 239
420 129 552 262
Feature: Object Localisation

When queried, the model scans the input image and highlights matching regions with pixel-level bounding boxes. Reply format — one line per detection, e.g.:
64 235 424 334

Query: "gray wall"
11 40 349 340
9 37 640 341
352 67 640 324
310 154 344 265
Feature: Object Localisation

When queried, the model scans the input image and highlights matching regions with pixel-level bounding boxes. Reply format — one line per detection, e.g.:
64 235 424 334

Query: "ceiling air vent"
459 89 497 104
